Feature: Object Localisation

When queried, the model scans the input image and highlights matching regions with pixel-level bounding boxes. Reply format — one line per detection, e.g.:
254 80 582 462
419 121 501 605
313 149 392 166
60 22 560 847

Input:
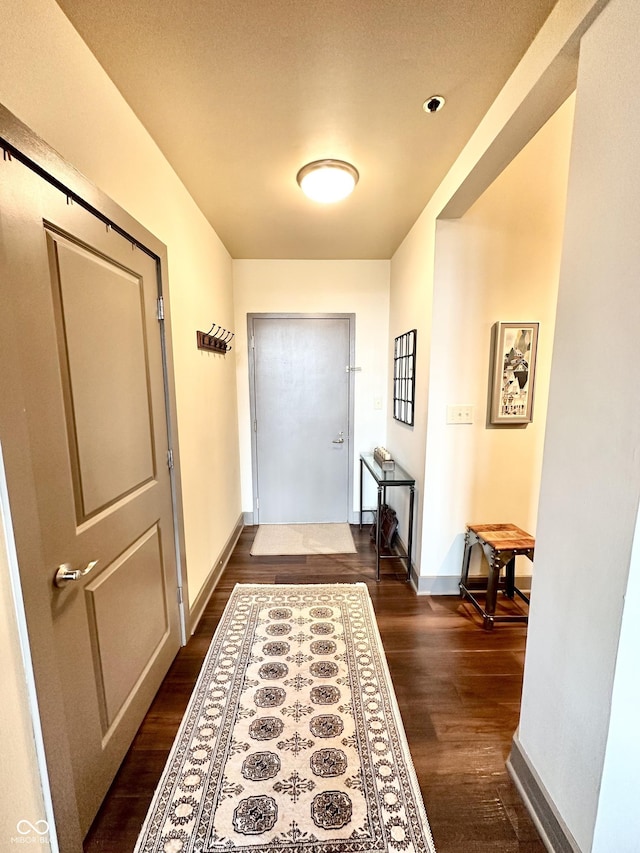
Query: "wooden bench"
459 523 534 630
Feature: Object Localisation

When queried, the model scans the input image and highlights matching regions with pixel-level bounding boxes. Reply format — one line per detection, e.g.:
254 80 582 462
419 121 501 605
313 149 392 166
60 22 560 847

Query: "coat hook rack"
196 323 234 354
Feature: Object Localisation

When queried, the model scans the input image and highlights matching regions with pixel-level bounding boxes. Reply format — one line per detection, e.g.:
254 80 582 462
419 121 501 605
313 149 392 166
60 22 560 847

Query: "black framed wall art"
393 329 416 426
490 321 539 424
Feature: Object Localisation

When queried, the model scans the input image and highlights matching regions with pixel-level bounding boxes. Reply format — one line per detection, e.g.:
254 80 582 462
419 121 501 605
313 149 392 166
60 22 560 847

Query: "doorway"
249 314 355 524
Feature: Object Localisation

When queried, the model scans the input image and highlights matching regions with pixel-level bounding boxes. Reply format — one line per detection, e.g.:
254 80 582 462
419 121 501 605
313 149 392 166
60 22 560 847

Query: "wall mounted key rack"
196 324 234 354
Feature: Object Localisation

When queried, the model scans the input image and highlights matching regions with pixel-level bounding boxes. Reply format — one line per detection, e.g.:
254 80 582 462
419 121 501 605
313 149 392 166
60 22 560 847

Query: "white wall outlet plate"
447 405 474 424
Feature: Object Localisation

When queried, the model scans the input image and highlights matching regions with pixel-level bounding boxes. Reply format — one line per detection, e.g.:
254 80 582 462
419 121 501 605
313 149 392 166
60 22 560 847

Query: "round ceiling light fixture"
296 159 359 204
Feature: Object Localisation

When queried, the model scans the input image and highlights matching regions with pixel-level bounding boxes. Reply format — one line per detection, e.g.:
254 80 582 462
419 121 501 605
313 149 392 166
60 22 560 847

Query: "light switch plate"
447 405 474 424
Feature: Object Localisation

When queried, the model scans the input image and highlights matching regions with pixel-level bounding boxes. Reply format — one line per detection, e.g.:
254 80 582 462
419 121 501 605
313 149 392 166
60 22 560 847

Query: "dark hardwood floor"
84 525 541 852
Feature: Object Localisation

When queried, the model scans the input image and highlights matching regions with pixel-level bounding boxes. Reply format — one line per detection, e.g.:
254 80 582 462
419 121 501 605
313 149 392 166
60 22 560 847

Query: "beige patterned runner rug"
134 583 436 853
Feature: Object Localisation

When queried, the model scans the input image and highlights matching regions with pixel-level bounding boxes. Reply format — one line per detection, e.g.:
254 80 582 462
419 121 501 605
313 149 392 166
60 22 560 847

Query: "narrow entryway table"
359 453 415 582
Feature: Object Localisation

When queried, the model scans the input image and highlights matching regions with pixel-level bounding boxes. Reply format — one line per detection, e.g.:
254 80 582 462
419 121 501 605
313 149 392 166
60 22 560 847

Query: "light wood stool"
459 523 534 630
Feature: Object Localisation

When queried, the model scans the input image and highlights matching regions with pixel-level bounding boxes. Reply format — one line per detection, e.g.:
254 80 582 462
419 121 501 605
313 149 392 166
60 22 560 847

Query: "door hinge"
253 419 257 433
256 497 260 509
167 448 174 470
251 335 255 349
157 296 165 320
177 586 183 605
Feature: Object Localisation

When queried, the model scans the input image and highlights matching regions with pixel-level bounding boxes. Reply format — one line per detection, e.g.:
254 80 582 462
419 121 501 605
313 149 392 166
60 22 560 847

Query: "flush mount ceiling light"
296 159 359 203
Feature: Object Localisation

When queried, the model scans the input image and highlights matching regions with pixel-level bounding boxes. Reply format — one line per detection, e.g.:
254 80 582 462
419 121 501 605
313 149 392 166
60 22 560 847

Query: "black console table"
359 453 415 582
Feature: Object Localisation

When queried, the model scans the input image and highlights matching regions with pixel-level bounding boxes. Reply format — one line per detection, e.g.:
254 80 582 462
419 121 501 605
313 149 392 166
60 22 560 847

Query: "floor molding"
247 514 365 526
188 514 244 635
413 574 533 596
413 574 460 595
507 732 580 853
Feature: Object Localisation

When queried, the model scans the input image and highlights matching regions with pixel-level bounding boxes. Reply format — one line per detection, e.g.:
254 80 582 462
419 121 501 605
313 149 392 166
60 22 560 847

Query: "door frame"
0 104 188 851
248 313 356 525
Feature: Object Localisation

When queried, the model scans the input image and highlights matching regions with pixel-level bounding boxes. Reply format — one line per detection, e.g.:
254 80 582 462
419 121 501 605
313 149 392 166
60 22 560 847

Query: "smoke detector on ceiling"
422 95 446 114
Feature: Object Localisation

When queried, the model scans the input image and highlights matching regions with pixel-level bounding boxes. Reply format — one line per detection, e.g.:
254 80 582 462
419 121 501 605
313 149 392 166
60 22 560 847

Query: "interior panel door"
0 158 180 836
252 316 351 523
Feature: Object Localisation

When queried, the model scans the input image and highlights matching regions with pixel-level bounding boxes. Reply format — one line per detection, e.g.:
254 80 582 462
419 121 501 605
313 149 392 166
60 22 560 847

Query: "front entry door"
251 316 352 523
0 158 180 835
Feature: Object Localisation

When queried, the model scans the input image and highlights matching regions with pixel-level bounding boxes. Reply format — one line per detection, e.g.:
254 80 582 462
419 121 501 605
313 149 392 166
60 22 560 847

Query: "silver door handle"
332 431 345 444
54 560 99 588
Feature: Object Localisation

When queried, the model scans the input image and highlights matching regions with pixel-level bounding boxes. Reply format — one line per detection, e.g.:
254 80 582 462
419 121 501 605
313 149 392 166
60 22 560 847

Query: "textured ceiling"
56 0 558 259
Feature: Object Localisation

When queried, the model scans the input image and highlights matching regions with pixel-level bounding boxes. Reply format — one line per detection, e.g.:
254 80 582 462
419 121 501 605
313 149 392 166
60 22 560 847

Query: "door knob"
54 560 99 588
332 431 345 444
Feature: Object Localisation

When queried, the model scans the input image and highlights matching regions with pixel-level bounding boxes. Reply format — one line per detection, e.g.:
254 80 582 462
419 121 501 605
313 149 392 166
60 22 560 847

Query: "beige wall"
518 0 640 847
1 1 627 850
421 95 574 588
233 260 390 516
0 466 49 849
0 1 244 840
387 226 435 568
591 500 640 851
0 0 242 607
389 0 600 581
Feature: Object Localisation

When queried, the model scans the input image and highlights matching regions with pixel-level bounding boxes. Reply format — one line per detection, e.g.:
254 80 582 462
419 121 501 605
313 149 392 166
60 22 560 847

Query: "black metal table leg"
483 550 502 630
376 484 383 582
460 528 473 592
359 457 364 531
505 556 516 598
406 485 415 582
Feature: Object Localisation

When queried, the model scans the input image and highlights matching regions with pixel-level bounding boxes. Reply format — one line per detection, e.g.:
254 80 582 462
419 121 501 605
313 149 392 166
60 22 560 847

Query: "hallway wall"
0 0 242 609
233 259 390 519
518 0 640 847
0 2 244 838
0 464 49 850
388 0 600 582
422 95 574 589
591 499 640 851
0 1 623 849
